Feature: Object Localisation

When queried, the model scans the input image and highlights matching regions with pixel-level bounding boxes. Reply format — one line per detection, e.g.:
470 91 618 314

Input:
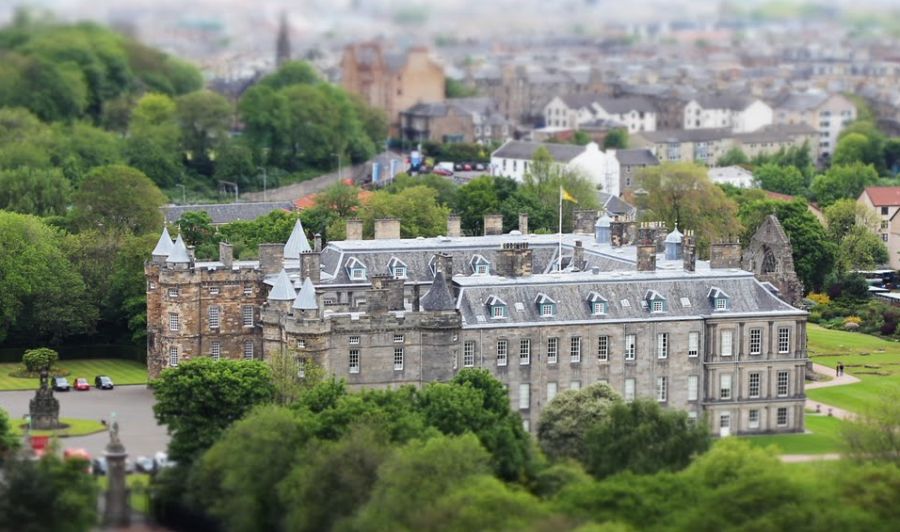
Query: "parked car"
474 162 486 171
135 455 155 473
454 163 464 171
432 167 453 177
92 457 107 476
94 375 114 390
154 451 174 470
463 163 473 171
51 377 71 391
74 378 90 391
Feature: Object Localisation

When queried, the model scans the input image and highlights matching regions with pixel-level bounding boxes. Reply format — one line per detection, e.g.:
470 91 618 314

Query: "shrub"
844 316 862 325
21 348 59 372
808 292 831 306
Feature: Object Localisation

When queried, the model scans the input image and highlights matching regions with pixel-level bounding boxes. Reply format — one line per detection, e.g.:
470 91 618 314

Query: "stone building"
147 214 808 435
741 215 805 307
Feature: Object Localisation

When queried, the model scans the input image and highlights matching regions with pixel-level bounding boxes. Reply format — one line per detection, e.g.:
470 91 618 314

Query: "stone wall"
741 215 804 306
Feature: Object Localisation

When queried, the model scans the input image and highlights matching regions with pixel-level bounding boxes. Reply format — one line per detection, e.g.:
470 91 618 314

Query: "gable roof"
863 186 900 207
491 140 585 162
615 149 659 166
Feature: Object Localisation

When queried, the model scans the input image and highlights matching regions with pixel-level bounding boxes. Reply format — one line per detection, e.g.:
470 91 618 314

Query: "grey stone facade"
741 215 805 307
147 216 808 435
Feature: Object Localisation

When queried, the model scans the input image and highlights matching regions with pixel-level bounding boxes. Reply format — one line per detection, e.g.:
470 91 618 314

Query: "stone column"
103 421 130 527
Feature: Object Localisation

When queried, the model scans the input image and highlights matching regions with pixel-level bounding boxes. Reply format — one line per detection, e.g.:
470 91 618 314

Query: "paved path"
241 163 366 202
780 453 842 463
804 362 859 421
0 385 168 459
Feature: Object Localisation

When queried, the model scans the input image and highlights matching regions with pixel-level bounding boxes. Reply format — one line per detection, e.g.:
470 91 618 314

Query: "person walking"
836 362 842 377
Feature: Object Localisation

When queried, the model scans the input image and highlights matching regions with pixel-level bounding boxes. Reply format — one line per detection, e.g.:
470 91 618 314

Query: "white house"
544 95 657 133
708 166 755 188
491 140 622 196
683 94 773 133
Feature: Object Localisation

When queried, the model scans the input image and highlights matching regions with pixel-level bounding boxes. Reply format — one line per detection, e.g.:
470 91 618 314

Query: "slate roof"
639 128 733 143
161 202 295 225
293 277 318 310
733 124 817 143
167 234 191 264
693 93 756 111
492 141 585 162
594 96 657 114
267 270 297 301
284 220 312 259
597 192 637 218
152 227 174 257
615 149 659 166
560 93 603 109
775 92 829 112
420 272 456 311
455 270 802 328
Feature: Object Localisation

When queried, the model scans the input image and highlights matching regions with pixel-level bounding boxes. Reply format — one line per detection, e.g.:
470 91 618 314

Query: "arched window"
762 250 777 274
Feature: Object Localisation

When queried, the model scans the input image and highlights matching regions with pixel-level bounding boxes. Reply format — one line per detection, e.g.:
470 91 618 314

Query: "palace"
146 211 807 435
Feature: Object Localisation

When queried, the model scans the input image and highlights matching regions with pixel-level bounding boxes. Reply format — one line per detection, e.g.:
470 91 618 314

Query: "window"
715 297 728 310
243 286 253 296
749 409 760 429
720 413 731 430
625 334 636 360
624 378 635 401
651 300 665 313
393 347 404 371
593 301 608 315
518 383 530 410
349 335 360 345
688 375 699 401
522 419 530 432
208 306 220 329
778 327 791 353
656 376 667 402
209 286 220 295
597 336 609 361
883 233 889 242
657 333 669 359
570 337 582 363
882 206 889 215
475 263 489 275
720 330 733 357
393 266 407 278
749 328 762 355
497 340 508 367
463 341 475 368
777 371 789 397
777 407 788 427
168 288 178 298
243 341 254 360
349 349 360 374
491 305 508 318
351 267 366 280
540 303 555 317
570 381 581 391
393 334 405 343
211 341 221 361
720 374 732 400
242 305 254 327
547 337 559 364
749 372 761 398
297 338 306 349
168 312 180 332
168 346 178 367
688 332 699 357
520 339 531 365
547 382 558 402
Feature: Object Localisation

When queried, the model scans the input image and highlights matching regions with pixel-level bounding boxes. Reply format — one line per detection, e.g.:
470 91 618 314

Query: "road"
0 386 168 459
241 162 366 202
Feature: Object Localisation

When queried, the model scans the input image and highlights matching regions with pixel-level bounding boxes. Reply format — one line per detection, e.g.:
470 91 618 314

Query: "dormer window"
470 254 490 275
535 293 557 317
486 295 508 319
587 292 608 315
346 257 367 281
388 257 408 279
709 287 730 311
645 290 667 313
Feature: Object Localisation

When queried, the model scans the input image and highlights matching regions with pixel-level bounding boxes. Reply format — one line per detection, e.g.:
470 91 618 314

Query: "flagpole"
558 185 563 272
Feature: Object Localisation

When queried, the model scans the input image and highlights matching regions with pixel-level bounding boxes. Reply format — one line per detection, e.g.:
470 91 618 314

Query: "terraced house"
146 212 808 435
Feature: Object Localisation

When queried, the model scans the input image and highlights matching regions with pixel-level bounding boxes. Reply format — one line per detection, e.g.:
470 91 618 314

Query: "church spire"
276 12 291 68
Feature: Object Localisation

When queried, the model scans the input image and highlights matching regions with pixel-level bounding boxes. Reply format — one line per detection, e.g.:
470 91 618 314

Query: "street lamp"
259 167 268 202
333 152 342 182
176 184 186 204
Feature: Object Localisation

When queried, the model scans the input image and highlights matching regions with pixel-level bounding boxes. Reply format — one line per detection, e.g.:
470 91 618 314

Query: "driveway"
0 386 168 459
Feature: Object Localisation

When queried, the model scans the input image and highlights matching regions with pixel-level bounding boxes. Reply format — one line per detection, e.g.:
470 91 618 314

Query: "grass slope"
806 325 900 414
12 417 106 437
0 359 147 391
743 414 845 455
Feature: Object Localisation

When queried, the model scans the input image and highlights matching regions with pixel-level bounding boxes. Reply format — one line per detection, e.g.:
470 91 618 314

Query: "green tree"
824 198 880 242
214 138 257 190
716 146 749 166
603 128 628 149
884 138 900 172
360 186 451 238
836 121 886 172
453 175 506 234
267 348 305 406
153 358 276 463
0 211 96 344
833 132 873 166
107 233 159 343
22 347 59 372
585 399 710 479
386 172 458 207
259 60 320 89
175 90 232 176
0 454 99 532
754 162 807 195
537 383 620 463
520 146 599 232
810 162 879 207
445 78 478 98
176 211 217 251
841 392 900 463
125 93 182 187
71 164 167 235
0 167 70 216
835 225 889 271
0 407 18 459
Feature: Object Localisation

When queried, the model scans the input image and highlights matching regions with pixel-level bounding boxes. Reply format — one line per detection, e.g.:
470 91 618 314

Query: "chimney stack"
573 240 585 271
434 252 453 277
345 218 363 241
496 242 533 277
653 222 667 253
447 215 462 237
219 242 233 268
683 230 696 272
374 218 401 240
573 209 597 234
636 223 656 272
258 243 285 274
483 214 503 235
314 233 322 252
610 217 626 247
518 212 529 235
300 251 321 283
710 237 742 269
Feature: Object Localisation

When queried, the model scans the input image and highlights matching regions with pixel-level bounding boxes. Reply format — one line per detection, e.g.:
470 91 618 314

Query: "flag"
561 187 577 204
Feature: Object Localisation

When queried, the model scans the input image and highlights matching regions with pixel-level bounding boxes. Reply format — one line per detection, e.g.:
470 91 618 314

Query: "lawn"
97 473 152 513
806 324 900 414
0 359 147 391
11 417 106 438
743 414 846 455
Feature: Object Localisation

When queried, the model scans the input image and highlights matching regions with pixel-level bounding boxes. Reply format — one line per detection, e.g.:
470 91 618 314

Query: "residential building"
147 214 808 435
773 92 857 162
399 98 511 145
858 187 900 270
683 94 773 133
616 149 659 194
341 43 445 135
544 95 658 133
491 140 621 196
708 166 755 188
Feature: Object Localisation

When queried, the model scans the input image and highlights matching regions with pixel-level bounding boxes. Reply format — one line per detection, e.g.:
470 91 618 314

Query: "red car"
74 378 90 391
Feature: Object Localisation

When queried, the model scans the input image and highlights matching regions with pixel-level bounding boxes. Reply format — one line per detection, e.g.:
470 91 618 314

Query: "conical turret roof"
292 277 318 310
267 270 296 301
595 213 612 228
152 226 175 256
284 219 312 259
167 234 191 263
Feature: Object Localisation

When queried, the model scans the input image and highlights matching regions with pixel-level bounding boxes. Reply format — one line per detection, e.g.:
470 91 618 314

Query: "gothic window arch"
762 249 777 274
